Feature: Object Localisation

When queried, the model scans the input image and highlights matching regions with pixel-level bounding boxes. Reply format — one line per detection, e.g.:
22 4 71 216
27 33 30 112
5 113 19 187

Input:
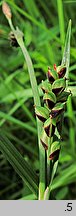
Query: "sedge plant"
0 2 72 200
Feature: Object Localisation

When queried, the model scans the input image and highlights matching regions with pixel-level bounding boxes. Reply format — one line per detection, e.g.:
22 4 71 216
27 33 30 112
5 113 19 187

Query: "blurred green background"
0 0 76 200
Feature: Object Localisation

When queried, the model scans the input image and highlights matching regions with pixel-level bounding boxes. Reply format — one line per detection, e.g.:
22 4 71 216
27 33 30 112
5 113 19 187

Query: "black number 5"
67 203 72 211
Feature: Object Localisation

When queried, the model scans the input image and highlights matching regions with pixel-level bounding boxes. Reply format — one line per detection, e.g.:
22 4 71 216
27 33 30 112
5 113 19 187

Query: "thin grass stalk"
57 0 65 53
7 17 45 199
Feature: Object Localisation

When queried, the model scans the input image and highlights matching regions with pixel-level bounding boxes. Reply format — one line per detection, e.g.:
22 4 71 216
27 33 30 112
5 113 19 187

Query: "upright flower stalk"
2 1 45 199
2 2 71 199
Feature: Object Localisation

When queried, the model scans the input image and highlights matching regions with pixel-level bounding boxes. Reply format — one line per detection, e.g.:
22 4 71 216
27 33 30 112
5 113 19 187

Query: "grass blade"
50 163 76 191
0 130 38 196
62 19 71 87
67 96 75 152
0 111 37 134
19 194 37 200
57 0 65 52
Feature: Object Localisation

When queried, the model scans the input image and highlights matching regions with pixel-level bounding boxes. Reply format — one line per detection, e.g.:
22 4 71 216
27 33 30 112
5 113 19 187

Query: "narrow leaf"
62 20 71 86
19 194 37 200
50 163 76 191
0 130 38 196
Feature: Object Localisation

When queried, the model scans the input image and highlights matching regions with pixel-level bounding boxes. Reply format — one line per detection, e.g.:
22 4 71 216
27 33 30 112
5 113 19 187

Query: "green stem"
47 152 50 186
8 18 45 199
47 137 51 186
57 0 65 53
44 186 50 200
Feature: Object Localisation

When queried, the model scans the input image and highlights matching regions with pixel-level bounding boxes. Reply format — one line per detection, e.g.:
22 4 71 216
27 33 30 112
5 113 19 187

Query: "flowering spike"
2 2 12 20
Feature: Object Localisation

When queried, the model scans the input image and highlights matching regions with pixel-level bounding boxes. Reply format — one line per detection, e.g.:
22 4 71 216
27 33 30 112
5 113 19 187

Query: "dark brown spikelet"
43 92 56 109
44 124 50 137
45 99 55 110
49 149 60 161
44 124 55 137
50 108 64 118
47 67 55 83
52 87 64 95
51 125 55 137
40 139 48 150
8 31 24 47
8 32 19 47
58 67 66 78
36 114 46 123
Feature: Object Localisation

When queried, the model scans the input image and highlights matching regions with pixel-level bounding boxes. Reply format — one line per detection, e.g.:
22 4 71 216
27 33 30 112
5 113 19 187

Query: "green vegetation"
0 0 76 200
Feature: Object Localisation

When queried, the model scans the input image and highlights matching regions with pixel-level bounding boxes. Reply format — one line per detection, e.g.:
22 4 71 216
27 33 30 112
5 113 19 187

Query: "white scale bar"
0 201 75 216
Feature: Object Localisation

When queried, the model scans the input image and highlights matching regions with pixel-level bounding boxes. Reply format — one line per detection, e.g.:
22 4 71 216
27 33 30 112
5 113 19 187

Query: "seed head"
2 2 12 19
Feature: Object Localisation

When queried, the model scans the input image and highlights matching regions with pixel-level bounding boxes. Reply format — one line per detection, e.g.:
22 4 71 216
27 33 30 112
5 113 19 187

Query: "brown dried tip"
54 64 57 71
2 2 12 19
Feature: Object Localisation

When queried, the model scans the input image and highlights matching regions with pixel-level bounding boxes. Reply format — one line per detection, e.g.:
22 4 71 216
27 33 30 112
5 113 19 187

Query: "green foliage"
0 130 38 196
0 0 76 200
